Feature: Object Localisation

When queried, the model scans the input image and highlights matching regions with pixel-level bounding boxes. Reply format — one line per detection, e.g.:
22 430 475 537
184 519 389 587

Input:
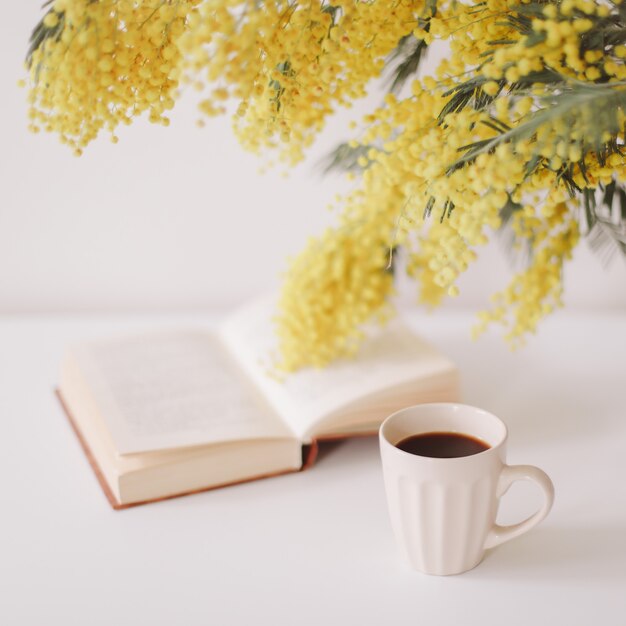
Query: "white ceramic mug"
379 403 554 575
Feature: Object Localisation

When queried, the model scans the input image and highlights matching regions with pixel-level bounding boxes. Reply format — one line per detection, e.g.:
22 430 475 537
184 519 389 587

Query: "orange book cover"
56 389 322 510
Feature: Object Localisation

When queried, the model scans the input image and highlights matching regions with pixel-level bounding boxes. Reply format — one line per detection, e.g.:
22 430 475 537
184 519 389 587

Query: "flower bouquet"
24 0 626 369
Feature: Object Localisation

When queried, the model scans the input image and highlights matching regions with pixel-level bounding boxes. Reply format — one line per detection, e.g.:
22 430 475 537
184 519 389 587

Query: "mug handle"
484 464 555 550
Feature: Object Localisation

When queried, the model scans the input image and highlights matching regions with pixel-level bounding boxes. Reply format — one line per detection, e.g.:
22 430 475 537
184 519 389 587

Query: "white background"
2 3 625 314
1 312 625 626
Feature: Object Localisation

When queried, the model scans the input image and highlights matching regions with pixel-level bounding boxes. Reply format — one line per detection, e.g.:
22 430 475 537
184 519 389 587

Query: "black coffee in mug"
396 432 489 458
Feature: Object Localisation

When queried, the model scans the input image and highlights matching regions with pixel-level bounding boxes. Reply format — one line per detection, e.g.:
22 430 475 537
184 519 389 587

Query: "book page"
70 331 295 455
219 297 456 441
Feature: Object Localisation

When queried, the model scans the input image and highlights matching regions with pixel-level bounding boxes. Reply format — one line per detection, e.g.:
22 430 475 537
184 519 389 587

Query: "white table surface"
1 310 625 626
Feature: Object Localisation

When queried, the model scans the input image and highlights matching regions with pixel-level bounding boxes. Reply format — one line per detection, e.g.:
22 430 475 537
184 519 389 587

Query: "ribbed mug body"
380 443 505 575
379 403 508 575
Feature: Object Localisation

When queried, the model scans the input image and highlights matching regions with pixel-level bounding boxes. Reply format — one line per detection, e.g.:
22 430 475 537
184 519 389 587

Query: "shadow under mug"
379 403 554 576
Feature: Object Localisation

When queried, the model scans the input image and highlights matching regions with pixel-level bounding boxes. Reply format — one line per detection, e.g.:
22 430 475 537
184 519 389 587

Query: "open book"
58 298 459 508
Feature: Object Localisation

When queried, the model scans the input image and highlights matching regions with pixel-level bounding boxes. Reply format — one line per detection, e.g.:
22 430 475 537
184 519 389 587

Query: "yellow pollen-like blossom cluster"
24 0 626 370
273 0 626 368
180 0 422 164
276 215 396 370
27 0 196 154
